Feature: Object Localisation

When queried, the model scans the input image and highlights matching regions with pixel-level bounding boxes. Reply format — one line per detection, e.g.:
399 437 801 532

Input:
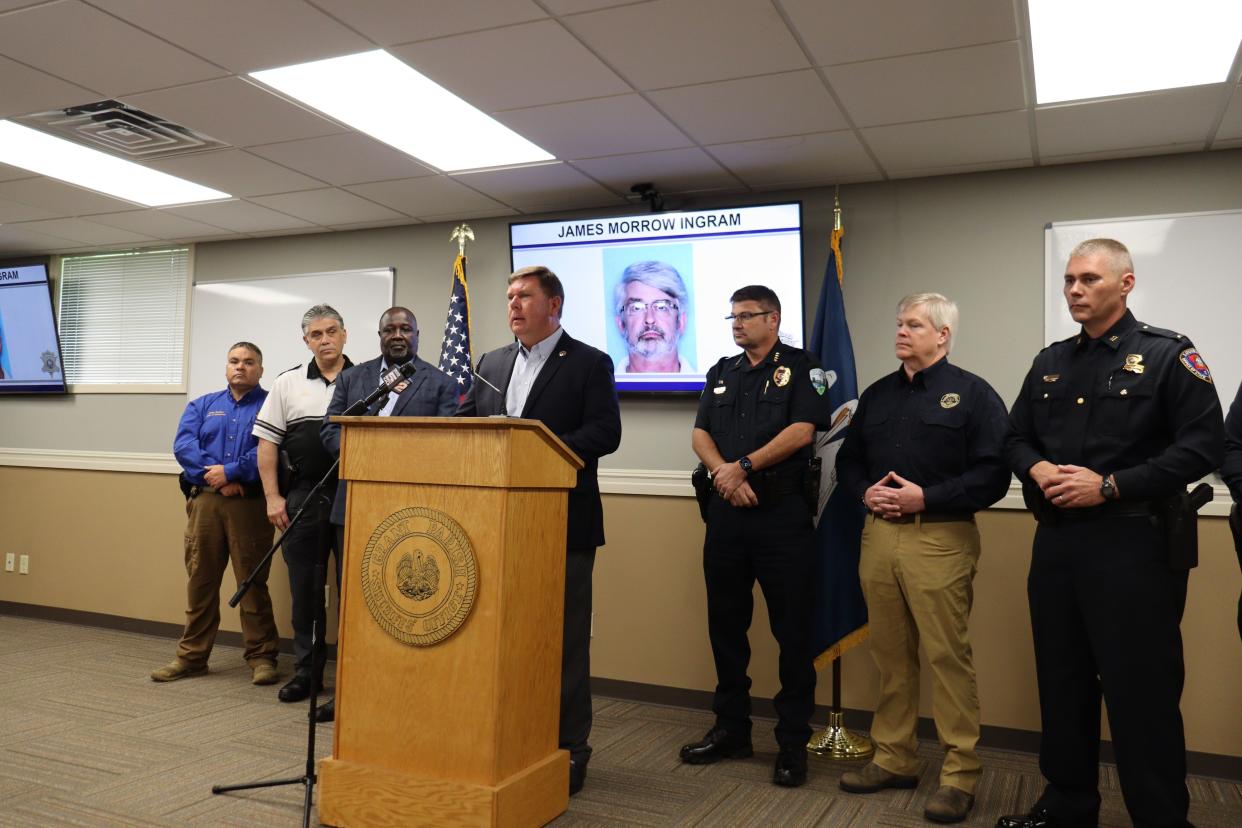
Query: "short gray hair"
301 303 344 334
897 293 959 353
1068 238 1133 277
614 261 688 315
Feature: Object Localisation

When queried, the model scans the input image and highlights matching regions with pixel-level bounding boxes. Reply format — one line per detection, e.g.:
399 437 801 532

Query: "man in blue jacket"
152 342 280 685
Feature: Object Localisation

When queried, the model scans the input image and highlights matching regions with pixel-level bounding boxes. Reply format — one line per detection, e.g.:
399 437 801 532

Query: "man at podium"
458 265 622 796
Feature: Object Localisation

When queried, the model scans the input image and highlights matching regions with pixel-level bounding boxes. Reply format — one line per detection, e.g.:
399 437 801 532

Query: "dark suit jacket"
457 330 621 549
321 354 459 524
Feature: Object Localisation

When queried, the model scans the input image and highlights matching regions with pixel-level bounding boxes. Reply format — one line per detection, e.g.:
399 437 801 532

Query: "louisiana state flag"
809 224 869 667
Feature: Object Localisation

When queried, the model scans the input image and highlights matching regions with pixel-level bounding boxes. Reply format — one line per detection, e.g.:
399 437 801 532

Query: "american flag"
437 253 473 402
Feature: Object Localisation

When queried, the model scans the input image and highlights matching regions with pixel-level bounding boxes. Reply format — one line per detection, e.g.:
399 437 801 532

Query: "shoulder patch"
1178 348 1212 384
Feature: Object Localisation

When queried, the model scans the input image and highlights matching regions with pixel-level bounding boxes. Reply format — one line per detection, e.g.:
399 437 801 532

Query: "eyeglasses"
725 310 775 323
622 299 679 316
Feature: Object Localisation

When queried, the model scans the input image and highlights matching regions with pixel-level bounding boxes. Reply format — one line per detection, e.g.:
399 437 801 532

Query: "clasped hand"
712 461 759 508
864 471 925 519
1030 461 1105 508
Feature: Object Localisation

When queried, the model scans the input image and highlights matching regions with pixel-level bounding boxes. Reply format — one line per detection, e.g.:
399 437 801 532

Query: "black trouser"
702 495 817 751
562 547 597 766
282 485 341 683
1029 516 1191 828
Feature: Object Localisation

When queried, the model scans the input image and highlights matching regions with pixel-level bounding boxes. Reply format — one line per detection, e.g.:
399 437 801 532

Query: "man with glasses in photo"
614 260 695 373
680 285 830 789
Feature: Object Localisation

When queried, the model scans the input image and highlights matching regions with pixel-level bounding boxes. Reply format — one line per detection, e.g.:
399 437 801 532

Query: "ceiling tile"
862 110 1031 173
141 150 327 197
1212 138 1242 150
888 159 1033 180
345 176 507 217
0 196 60 223
248 133 436 185
1035 86 1224 157
0 223 81 255
571 147 742 193
250 188 407 225
782 0 1018 66
495 95 691 159
0 0 54 10
1216 87 1242 141
565 0 807 89
326 218 422 232
0 0 225 96
707 131 880 187
0 163 37 183
10 217 155 246
122 78 346 148
309 0 546 46
0 55 100 119
87 209 235 239
90 0 372 73
542 0 643 11
168 200 317 233
451 162 625 211
0 177 138 215
392 19 630 112
1040 143 1206 166
649 70 846 144
825 41 1026 127
416 207 519 223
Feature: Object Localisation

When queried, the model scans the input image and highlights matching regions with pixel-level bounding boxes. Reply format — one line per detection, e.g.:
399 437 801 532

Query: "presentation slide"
0 263 65 394
510 202 804 392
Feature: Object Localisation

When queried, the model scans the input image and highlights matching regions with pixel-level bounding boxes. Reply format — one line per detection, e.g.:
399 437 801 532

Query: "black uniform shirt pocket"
1030 382 1067 433
708 382 738 439
755 386 790 442
917 406 968 453
1095 373 1152 437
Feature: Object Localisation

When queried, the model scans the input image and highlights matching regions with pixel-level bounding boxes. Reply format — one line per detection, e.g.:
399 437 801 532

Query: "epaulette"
277 363 304 377
1135 323 1186 342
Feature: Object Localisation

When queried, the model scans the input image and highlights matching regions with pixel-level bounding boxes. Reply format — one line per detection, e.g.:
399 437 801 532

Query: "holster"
691 463 712 523
1161 482 1214 570
177 472 194 500
278 448 297 496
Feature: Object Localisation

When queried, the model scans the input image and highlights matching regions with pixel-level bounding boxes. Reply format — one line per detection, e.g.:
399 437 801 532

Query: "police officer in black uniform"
1000 239 1224 828
1222 381 1242 640
679 285 830 788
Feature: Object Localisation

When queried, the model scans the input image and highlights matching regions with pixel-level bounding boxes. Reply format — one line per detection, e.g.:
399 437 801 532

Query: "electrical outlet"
19 554 29 575
3 553 13 572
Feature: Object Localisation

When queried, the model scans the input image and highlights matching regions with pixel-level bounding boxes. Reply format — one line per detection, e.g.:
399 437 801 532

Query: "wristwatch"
1099 474 1115 500
738 456 753 475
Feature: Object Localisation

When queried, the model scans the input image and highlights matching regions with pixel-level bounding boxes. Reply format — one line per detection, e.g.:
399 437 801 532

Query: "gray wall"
4 148 1240 467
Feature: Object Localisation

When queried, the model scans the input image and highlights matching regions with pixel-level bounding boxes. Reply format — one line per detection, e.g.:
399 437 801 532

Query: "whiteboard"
1045 210 1241 413
188 268 393 401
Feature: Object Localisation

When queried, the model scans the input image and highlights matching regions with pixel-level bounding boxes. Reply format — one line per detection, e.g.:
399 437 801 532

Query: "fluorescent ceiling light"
1029 0 1242 104
251 50 554 172
0 121 231 206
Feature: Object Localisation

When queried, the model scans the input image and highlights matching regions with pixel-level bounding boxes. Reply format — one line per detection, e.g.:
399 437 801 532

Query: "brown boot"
150 659 207 682
924 785 974 823
839 761 919 793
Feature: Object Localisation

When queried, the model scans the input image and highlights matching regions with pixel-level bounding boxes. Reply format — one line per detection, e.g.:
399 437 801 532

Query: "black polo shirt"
694 343 831 474
838 356 1011 513
1006 309 1223 503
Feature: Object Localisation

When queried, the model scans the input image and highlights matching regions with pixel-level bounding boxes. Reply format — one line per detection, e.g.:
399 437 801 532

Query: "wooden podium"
319 416 583 828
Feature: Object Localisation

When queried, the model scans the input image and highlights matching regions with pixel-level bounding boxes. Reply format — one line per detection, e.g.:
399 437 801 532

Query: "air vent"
14 100 228 160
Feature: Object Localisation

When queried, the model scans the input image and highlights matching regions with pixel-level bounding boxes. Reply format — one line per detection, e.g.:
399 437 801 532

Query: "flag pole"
807 188 873 760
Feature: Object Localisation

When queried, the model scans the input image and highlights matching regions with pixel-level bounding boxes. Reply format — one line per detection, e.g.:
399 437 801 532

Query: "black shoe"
314 698 335 723
678 727 753 765
569 758 586 796
277 674 314 703
996 807 1089 828
773 749 808 787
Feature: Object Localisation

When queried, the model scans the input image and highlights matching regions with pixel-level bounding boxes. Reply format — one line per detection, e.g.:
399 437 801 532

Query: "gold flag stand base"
807 709 873 759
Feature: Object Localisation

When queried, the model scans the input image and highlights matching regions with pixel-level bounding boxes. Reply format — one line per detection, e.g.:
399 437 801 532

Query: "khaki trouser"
859 514 982 793
175 490 279 667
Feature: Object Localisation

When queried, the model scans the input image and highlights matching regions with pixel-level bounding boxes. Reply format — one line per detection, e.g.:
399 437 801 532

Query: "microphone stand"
210 382 399 827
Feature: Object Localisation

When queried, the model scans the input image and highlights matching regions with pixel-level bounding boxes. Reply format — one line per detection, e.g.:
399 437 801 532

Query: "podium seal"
361 507 478 646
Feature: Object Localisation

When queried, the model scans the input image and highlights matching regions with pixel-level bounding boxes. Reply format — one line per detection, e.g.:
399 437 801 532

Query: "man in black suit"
1223 381 1242 639
458 265 622 796
317 306 458 721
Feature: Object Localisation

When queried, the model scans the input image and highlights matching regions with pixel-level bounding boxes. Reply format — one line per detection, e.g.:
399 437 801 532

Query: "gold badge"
1122 354 1145 374
1042 374 1060 383
713 385 726 395
361 507 478 647
773 366 791 387
940 393 960 409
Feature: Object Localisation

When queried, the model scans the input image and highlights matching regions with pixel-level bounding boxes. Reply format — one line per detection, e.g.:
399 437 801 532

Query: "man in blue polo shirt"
152 342 280 685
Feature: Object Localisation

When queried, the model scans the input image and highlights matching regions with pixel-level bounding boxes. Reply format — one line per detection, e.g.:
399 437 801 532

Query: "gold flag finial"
450 223 475 256
833 186 842 232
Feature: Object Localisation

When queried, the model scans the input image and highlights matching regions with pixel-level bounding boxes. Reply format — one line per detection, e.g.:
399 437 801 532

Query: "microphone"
343 361 416 416
472 369 502 396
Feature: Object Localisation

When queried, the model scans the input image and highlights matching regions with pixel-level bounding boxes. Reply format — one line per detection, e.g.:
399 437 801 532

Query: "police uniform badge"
40 351 60 378
1122 354 1144 374
809 368 827 396
940 393 960 409
713 385 727 394
1178 348 1212 383
773 366 791 387
1042 374 1060 383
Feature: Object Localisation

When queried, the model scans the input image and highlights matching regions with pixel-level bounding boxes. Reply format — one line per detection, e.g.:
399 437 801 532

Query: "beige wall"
1 465 1239 758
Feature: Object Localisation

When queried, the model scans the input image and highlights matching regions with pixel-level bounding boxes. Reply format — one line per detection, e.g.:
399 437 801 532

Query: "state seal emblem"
361 507 478 647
